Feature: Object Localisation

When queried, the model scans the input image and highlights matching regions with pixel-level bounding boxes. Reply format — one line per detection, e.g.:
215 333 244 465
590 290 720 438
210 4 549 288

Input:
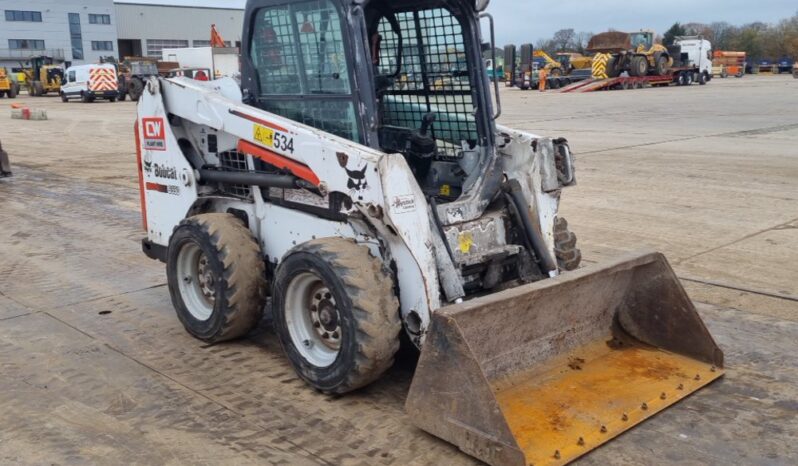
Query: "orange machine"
713 51 746 78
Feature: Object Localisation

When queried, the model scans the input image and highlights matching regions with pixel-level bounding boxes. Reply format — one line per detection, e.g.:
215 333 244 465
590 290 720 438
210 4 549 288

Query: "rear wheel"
554 217 582 271
273 238 401 394
9 84 18 98
630 56 648 77
655 55 670 76
167 213 268 343
699 71 708 85
33 81 45 96
109 97 117 102
128 77 145 101
0 91 4 98
60 92 68 102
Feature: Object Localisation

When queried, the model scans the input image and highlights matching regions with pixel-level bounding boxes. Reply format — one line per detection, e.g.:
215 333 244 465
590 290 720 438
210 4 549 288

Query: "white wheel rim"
176 242 215 321
285 272 341 368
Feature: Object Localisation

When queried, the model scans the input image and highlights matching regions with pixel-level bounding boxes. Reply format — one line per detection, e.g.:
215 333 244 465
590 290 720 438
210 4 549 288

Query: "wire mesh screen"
249 0 361 142
250 6 302 95
377 8 479 158
219 151 253 199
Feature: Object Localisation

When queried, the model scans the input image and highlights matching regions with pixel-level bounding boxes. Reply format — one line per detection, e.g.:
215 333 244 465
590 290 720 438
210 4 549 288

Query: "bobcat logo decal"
337 152 368 192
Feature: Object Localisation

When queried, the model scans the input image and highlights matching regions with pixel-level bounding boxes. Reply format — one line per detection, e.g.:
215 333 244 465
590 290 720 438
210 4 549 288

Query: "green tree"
663 23 687 46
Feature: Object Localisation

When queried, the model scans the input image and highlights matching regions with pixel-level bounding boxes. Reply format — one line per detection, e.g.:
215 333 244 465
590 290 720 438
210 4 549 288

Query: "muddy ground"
1 75 796 465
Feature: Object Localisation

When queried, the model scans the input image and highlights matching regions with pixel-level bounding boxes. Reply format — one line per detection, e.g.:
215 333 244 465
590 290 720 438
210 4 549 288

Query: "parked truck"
161 47 240 81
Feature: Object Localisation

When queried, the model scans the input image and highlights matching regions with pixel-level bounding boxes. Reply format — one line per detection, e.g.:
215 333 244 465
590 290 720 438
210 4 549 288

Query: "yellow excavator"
20 56 64 96
588 30 672 78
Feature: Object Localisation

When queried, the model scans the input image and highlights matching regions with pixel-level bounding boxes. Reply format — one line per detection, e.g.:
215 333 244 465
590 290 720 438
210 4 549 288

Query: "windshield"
630 33 652 49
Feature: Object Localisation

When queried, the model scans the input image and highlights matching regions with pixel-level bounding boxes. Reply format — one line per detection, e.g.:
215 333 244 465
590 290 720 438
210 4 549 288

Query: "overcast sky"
119 0 797 44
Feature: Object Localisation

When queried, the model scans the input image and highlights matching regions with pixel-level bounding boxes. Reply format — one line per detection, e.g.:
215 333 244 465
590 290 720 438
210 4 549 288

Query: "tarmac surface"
1 75 796 465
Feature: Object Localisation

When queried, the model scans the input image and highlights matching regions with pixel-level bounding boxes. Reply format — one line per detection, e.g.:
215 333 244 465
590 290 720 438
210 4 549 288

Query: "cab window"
249 0 360 142
68 70 76 83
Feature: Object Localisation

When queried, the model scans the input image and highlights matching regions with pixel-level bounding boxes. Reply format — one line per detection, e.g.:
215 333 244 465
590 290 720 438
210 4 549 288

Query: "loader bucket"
406 251 724 466
586 31 633 54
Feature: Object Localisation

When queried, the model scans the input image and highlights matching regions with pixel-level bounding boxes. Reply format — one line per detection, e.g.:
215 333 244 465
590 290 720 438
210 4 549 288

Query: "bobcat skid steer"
136 1 724 464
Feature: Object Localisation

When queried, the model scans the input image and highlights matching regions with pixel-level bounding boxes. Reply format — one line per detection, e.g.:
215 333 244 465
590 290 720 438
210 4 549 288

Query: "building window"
8 39 45 50
68 13 84 60
146 39 189 58
5 10 42 22
89 14 111 25
92 41 114 51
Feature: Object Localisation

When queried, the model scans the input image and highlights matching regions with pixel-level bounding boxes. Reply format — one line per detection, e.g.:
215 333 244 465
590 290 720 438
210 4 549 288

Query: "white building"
0 0 119 69
114 1 244 59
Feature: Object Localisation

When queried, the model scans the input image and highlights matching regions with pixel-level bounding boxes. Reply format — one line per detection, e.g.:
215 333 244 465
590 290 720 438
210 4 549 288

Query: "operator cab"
630 31 654 50
241 0 496 203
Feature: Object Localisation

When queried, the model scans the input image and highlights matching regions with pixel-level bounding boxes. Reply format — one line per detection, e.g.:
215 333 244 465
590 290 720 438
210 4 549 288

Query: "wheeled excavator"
135 1 724 465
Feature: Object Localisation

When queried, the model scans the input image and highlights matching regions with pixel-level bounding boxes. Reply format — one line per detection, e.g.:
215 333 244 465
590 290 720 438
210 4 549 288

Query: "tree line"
532 12 798 60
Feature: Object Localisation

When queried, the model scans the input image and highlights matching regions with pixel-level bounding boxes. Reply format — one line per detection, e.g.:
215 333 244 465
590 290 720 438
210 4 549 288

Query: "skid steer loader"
135 1 724 464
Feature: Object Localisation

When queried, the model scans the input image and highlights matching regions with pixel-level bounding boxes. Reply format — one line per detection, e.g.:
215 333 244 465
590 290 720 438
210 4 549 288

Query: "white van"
60 64 119 103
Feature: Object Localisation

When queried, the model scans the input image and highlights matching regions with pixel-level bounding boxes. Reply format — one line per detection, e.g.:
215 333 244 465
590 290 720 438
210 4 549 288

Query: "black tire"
606 57 621 78
33 81 45 96
699 71 708 85
109 97 117 102
118 92 127 102
548 77 561 90
0 91 5 98
81 92 90 103
549 67 562 77
554 217 582 271
655 55 670 76
60 92 68 102
273 238 401 394
167 213 268 343
721 69 728 79
630 56 648 77
128 78 144 101
7 84 16 98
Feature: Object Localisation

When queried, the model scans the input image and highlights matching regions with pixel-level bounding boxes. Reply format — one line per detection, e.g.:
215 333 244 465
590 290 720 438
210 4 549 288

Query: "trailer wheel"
630 56 648 77
273 238 401 394
167 213 268 343
554 217 582 271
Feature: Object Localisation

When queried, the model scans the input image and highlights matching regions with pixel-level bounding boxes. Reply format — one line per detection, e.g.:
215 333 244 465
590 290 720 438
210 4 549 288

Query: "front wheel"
167 213 268 343
273 238 401 394
60 93 68 102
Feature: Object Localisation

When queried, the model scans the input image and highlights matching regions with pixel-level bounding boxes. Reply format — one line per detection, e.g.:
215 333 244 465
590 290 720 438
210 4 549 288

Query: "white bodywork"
162 47 240 79
674 37 713 76
61 63 118 99
137 76 569 343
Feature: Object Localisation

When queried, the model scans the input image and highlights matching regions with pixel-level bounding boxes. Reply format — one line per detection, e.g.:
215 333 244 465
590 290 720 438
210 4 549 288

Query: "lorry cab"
673 36 713 80
61 63 119 103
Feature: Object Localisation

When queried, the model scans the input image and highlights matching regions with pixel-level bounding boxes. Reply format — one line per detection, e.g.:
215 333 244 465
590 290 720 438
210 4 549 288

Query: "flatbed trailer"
561 67 707 93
